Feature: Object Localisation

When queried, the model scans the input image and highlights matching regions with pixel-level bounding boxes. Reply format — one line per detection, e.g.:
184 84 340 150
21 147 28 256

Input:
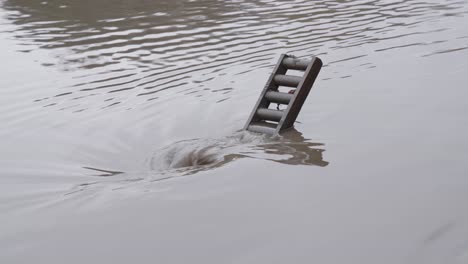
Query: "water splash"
150 129 328 175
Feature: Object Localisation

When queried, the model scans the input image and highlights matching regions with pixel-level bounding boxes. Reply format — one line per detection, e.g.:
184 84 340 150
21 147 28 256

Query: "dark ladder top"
244 54 323 136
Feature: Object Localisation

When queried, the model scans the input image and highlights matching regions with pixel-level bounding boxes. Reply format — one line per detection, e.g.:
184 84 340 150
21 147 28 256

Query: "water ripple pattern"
1 0 466 112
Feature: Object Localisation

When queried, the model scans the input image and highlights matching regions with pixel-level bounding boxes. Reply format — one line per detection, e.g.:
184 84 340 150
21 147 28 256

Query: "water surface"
1 0 468 263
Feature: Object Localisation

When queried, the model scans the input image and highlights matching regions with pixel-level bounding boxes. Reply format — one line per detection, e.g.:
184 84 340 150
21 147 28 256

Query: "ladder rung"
248 122 277 135
243 54 322 136
274 74 302 87
265 91 293 105
282 57 311 71
257 108 284 122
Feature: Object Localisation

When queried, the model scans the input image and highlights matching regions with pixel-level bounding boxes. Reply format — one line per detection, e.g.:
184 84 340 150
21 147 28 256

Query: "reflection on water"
255 129 329 166
1 0 465 112
151 129 328 176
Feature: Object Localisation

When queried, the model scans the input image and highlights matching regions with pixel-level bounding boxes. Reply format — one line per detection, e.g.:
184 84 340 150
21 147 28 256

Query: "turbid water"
1 0 468 263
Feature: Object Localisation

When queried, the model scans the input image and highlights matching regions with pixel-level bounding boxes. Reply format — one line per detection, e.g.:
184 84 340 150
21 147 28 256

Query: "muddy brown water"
1 0 468 263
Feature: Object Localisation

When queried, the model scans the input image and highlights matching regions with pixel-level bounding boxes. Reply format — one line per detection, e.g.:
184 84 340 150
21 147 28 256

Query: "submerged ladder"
244 54 323 136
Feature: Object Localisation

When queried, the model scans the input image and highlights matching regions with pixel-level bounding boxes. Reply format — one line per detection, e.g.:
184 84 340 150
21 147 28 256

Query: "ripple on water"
1 0 465 113
1 0 467 197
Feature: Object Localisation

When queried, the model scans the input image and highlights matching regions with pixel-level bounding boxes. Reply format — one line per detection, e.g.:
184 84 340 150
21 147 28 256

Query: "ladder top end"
284 54 322 62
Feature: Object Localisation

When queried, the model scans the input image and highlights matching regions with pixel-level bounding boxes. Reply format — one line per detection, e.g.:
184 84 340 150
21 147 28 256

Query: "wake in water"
150 129 328 175
59 130 328 201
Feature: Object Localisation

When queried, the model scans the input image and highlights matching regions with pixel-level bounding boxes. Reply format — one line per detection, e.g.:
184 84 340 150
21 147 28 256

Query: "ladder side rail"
276 57 323 133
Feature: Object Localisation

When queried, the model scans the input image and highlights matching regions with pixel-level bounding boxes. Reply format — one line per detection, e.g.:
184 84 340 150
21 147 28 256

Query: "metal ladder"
244 54 323 136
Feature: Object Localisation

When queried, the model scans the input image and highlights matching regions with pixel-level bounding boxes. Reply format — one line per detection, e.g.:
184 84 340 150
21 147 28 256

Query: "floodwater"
1 0 468 263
